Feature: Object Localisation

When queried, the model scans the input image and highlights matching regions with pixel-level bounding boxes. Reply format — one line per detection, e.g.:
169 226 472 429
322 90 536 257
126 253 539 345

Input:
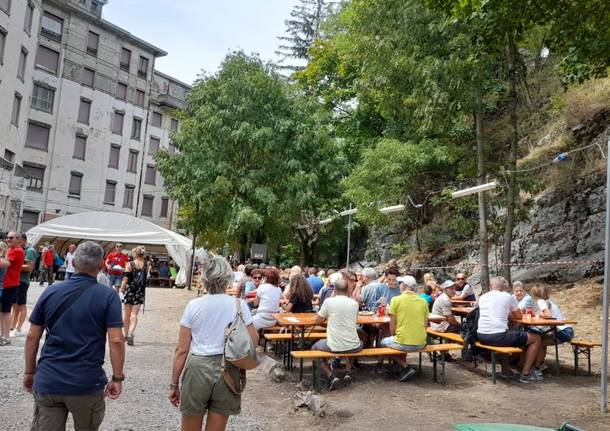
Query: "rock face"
511 169 606 283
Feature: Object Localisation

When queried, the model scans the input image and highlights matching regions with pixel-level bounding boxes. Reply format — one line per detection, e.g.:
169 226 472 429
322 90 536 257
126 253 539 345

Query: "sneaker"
519 372 542 384
0 337 11 346
343 373 352 385
126 333 134 346
537 362 549 372
9 329 17 338
398 367 417 382
533 368 544 379
328 375 342 391
14 330 27 338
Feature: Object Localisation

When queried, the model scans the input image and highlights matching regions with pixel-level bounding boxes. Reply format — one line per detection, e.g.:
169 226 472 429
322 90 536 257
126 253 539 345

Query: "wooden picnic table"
451 299 476 306
510 317 578 375
451 307 475 316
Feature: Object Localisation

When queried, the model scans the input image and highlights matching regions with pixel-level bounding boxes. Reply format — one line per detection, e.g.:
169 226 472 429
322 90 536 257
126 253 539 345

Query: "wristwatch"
169 383 179 390
111 375 125 382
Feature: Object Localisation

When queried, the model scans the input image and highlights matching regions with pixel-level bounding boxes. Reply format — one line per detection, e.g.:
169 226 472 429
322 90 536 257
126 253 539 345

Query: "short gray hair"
334 278 348 294
203 256 232 294
490 276 509 292
362 268 377 281
73 241 104 274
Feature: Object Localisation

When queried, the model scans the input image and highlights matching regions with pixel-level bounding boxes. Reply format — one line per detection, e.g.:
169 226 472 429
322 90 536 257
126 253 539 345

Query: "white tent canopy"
26 212 193 281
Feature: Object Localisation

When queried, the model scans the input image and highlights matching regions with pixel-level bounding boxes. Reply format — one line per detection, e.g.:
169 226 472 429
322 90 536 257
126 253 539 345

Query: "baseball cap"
441 280 456 289
397 275 417 287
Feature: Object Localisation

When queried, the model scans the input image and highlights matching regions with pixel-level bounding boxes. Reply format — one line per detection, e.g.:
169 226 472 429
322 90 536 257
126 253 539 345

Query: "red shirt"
5 246 25 288
43 249 55 267
106 251 128 275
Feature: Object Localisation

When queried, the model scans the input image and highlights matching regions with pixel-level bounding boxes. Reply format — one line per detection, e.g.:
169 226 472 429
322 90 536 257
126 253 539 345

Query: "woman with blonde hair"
120 245 148 345
423 272 440 298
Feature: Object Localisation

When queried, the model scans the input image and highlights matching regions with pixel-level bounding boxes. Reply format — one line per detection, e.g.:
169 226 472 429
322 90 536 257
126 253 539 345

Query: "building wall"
0 0 188 232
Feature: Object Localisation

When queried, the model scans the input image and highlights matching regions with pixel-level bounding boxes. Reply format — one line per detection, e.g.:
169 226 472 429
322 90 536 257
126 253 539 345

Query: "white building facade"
0 0 188 233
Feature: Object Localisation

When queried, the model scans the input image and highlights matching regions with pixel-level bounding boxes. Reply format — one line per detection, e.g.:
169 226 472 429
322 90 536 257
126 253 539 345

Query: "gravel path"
0 283 263 431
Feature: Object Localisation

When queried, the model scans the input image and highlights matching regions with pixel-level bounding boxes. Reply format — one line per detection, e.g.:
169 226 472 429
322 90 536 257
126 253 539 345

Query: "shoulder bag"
222 297 259 394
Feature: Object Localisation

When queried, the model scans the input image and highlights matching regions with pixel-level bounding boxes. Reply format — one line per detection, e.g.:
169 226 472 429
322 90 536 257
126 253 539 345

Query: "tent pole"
601 135 610 414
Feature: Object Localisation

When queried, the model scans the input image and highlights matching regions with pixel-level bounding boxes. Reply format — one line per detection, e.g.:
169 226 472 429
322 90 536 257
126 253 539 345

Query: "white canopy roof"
26 212 192 272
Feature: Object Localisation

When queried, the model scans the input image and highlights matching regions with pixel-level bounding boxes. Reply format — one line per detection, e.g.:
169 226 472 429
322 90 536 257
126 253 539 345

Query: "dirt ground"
1 281 609 430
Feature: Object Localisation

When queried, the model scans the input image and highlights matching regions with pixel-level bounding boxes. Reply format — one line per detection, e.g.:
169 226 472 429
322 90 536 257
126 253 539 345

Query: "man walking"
105 243 128 292
24 241 125 430
65 244 76 279
1 232 25 345
40 245 56 287
10 233 36 337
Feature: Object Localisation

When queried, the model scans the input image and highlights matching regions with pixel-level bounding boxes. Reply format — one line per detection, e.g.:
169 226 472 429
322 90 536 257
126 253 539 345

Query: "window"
23 163 45 191
25 122 50 150
160 197 169 218
138 56 149 79
0 30 6 64
120 47 131 72
21 210 39 232
11 93 22 126
73 134 86 160
116 82 127 100
151 111 162 127
41 12 63 42
104 181 116 204
4 149 14 163
111 111 124 135
86 31 98 56
82 67 95 87
149 136 160 155
127 150 138 173
68 172 83 196
24 2 34 34
135 89 145 107
0 0 10 15
78 98 91 124
141 195 153 216
31 84 55 113
108 144 120 168
170 118 179 132
123 185 135 208
145 164 156 185
168 143 176 154
131 118 142 140
35 45 59 74
17 47 28 81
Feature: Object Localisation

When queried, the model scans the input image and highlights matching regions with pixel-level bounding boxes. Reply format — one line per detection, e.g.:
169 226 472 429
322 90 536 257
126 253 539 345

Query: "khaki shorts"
31 391 105 431
181 354 241 417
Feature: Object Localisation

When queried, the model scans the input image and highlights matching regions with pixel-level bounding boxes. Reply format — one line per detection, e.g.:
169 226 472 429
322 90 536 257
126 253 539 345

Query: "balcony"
41 28 61 43
157 93 185 110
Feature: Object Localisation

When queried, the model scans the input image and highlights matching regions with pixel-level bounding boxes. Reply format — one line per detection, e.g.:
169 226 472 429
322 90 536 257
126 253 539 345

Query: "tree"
276 0 338 71
157 52 343 264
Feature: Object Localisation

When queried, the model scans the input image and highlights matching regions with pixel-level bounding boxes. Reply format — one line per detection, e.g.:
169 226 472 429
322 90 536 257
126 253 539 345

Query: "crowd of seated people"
219 258 573 389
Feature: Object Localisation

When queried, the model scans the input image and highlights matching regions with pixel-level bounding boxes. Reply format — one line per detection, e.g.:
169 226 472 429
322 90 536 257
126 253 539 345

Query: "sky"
103 0 300 85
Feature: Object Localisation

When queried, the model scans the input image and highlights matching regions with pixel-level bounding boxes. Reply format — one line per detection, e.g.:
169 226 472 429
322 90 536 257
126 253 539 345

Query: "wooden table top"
511 317 578 326
451 307 475 315
451 299 476 306
272 312 445 326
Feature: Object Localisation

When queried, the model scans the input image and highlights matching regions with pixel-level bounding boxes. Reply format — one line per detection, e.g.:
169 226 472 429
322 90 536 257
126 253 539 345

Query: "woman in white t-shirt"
168 256 258 431
530 284 574 371
249 267 282 330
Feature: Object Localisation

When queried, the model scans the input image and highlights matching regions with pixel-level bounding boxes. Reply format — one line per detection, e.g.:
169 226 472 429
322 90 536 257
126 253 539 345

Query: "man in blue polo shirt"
24 241 126 431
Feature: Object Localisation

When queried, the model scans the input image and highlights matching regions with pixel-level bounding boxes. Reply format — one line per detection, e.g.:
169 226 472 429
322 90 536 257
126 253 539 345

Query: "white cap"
397 275 417 288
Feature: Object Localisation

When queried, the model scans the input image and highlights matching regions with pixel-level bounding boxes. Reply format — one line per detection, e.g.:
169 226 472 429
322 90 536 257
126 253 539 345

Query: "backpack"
460 306 480 361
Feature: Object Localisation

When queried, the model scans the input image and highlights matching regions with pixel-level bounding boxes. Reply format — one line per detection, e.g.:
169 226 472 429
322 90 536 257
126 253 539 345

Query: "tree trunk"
502 31 519 285
474 76 490 292
301 239 315 266
239 233 248 263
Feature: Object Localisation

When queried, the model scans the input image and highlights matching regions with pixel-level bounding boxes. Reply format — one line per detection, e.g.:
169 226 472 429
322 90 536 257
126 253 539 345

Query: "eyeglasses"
350 278 357 282
5 236 15 240
456 278 465 281
252 276 262 280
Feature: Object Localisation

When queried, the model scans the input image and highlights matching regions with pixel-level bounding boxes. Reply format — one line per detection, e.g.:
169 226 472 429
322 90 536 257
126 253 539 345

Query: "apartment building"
0 0 189 233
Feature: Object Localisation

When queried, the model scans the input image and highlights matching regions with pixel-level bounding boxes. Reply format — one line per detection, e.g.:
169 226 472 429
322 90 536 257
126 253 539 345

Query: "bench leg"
313 360 322 392
553 328 560 376
440 350 446 385
418 352 422 374
573 346 579 376
587 347 592 376
432 351 438 383
491 352 497 384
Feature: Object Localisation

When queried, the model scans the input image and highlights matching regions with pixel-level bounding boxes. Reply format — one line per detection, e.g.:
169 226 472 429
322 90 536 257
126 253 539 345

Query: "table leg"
491 352 497 384
299 326 305 381
554 327 560 376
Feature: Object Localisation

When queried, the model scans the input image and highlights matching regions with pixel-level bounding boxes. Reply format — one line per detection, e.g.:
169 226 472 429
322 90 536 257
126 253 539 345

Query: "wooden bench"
427 327 465 344
291 343 464 390
473 342 522 384
571 339 601 375
264 332 328 369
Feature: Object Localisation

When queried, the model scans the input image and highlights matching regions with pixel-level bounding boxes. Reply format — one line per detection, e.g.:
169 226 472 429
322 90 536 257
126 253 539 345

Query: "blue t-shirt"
29 274 123 395
419 293 433 305
381 285 402 306
361 282 386 310
307 276 324 294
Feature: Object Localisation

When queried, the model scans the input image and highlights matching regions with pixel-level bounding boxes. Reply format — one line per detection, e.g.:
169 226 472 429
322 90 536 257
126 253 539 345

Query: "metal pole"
186 202 199 291
601 135 610 413
346 204 352 268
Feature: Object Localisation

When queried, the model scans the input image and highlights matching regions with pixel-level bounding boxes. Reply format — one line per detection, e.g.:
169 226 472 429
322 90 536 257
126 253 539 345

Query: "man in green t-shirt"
380 278 429 382
10 233 37 337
